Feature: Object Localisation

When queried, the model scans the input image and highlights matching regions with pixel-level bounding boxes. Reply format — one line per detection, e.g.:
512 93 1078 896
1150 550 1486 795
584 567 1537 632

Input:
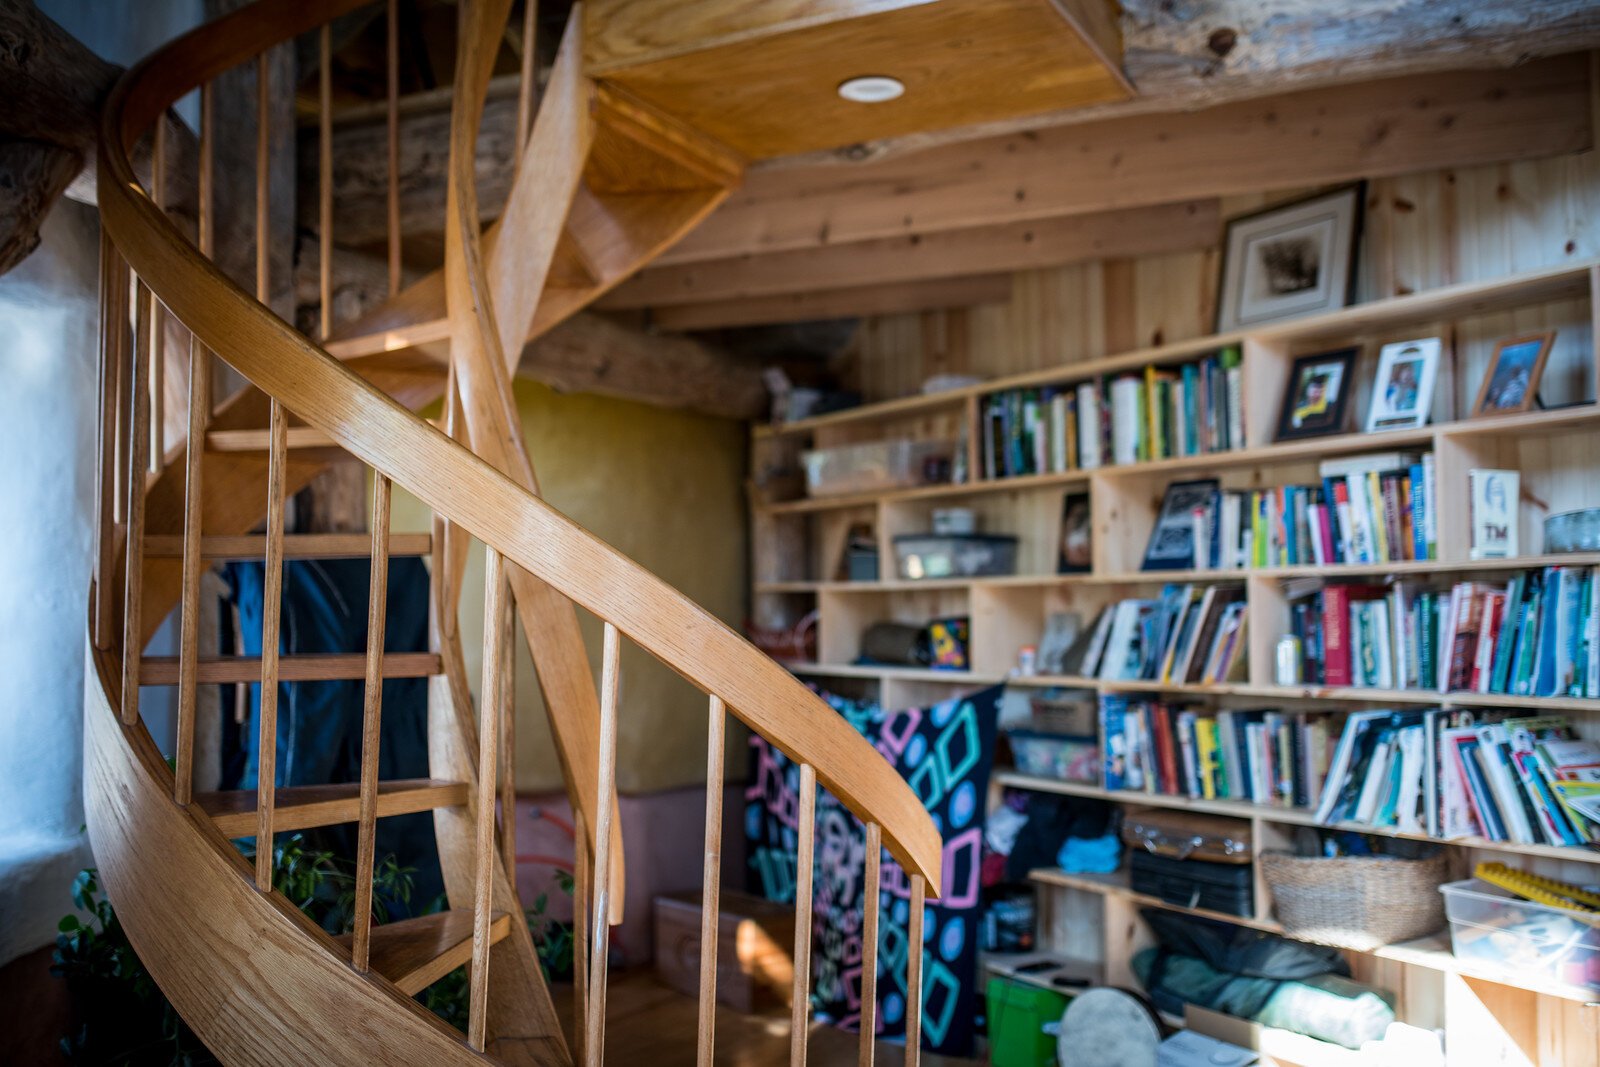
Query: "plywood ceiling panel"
586 0 1130 159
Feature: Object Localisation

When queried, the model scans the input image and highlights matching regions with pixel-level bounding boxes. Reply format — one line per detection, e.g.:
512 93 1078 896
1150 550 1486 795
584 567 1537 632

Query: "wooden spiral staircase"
84 1 942 1063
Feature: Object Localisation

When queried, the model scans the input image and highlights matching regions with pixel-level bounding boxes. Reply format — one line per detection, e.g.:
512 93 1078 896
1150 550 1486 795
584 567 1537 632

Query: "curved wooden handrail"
97 1 942 892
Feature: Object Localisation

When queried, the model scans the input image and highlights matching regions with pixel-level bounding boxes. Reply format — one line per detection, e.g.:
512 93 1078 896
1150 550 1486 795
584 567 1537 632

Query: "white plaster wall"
0 201 100 966
0 0 204 969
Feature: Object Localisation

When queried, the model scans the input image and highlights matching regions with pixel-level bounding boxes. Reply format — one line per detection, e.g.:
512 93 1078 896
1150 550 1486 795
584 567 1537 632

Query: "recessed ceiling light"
837 76 905 104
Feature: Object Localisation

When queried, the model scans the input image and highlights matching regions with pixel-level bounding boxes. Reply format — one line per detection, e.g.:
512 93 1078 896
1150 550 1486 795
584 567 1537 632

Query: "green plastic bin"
986 976 1069 1067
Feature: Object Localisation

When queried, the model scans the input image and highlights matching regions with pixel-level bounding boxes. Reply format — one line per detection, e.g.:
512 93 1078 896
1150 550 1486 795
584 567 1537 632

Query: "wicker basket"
1260 850 1450 950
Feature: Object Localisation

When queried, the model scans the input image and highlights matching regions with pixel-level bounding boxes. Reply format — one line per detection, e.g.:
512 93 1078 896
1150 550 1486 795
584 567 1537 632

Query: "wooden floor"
559 971 978 1066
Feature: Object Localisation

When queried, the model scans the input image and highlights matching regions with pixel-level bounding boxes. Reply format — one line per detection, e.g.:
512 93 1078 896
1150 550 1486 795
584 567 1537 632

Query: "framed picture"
1275 347 1358 441
1216 185 1363 332
1366 337 1442 432
1058 491 1092 573
1472 332 1555 417
1141 479 1220 571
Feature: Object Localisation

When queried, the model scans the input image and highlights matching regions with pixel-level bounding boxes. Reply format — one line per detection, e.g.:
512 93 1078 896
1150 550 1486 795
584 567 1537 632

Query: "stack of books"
1100 696 1333 807
979 347 1243 479
1314 710 1600 846
1076 586 1248 684
1286 566 1600 695
1198 451 1437 570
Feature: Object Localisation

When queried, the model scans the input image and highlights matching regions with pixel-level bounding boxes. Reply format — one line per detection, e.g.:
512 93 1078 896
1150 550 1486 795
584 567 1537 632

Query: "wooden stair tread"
144 532 433 560
336 909 513 996
196 778 468 838
139 652 441 685
206 427 342 452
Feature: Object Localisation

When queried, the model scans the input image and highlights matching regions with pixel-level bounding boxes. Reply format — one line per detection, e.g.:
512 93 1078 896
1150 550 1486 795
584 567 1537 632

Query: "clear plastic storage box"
893 534 1019 579
1439 878 1600 991
1005 727 1098 783
801 439 952 498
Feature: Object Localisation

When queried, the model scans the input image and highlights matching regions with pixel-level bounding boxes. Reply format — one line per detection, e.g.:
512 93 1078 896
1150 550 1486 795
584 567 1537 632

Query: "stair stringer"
82 639 561 1067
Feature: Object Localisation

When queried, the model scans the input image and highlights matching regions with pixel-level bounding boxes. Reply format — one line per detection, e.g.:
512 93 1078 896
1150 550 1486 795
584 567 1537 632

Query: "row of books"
1286 567 1600 696
979 348 1244 479
1097 699 1600 848
1198 452 1437 570
1316 709 1600 846
1100 697 1331 807
1074 587 1248 684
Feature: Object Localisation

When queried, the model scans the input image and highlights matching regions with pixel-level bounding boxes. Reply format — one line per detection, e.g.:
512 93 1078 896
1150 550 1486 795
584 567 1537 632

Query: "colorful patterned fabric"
745 685 1003 1057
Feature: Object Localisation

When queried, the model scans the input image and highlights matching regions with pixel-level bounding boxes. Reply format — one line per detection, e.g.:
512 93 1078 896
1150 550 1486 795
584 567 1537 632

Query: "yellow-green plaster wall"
392 377 749 794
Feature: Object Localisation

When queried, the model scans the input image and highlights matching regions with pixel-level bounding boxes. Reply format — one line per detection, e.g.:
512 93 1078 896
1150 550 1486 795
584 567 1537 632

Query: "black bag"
1129 851 1253 918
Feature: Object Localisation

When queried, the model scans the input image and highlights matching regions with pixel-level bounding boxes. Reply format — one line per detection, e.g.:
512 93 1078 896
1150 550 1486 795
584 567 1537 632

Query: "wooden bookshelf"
749 260 1600 1007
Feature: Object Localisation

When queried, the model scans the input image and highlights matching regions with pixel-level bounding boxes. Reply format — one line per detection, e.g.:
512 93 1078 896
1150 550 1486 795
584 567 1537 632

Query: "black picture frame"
1275 347 1359 441
1141 478 1221 572
1215 184 1365 333
1058 491 1092 573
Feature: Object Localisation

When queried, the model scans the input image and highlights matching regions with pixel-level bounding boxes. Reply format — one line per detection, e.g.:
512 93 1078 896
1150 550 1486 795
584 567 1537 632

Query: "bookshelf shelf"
1026 864 1600 1004
1028 865 1286 934
754 405 1600 516
996 771 1600 865
753 261 1596 442
757 552 1600 594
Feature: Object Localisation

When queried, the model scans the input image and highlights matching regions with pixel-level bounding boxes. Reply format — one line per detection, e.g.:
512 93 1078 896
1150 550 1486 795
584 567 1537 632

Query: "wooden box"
654 890 796 1013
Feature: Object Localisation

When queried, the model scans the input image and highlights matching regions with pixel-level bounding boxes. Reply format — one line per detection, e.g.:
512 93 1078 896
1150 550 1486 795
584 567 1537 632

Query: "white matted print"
1366 337 1442 433
1216 186 1362 332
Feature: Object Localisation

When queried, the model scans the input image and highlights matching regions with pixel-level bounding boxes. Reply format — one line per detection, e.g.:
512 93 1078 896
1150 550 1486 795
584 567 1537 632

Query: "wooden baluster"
572 808 589 1067
516 0 537 150
95 234 128 650
904 874 926 1067
858 821 882 1066
318 23 333 339
586 622 620 1067
173 331 211 805
790 763 817 1066
120 279 151 725
696 695 726 1067
385 0 401 296
352 473 392 970
499 589 516 877
254 399 288 891
149 120 165 471
200 82 215 262
468 547 507 1050
255 52 270 305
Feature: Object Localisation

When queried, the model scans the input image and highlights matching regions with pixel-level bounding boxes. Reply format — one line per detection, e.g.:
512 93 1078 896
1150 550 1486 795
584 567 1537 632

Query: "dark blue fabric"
222 556 442 910
745 684 1003 1058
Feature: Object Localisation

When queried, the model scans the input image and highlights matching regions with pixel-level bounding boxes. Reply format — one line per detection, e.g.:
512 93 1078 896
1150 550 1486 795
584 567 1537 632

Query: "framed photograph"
1216 185 1363 332
1141 479 1220 571
1472 332 1555 417
1275 347 1358 441
1058 491 1092 573
1366 337 1442 432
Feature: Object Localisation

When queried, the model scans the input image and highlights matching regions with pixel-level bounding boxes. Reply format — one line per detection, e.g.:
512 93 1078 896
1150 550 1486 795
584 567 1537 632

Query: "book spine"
1423 452 1438 559
1324 585 1353 686
1409 462 1428 561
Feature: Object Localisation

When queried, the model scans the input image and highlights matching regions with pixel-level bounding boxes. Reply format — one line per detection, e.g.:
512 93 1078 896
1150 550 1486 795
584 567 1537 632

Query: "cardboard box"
654 890 796 1013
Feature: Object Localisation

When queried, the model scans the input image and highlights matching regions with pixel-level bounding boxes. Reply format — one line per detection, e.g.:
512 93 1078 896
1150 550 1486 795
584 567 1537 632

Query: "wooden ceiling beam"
600 199 1219 310
661 55 1591 265
650 274 1013 331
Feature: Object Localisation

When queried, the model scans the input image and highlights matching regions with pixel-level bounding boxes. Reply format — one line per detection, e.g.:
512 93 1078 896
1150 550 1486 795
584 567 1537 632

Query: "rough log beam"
780 0 1600 166
0 1 199 275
